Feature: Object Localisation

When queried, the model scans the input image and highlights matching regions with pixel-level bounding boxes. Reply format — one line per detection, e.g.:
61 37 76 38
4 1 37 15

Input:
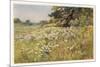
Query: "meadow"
14 22 93 63
14 5 93 63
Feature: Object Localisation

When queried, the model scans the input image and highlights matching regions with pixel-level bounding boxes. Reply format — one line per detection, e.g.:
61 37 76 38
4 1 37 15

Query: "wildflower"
64 40 68 42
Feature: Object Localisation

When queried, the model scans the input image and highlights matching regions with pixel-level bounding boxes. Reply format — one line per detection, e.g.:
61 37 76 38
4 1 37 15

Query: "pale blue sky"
14 4 52 23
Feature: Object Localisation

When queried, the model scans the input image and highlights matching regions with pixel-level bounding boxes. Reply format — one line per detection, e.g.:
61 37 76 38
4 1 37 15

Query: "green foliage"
49 6 93 27
25 20 30 23
24 20 33 25
14 18 21 23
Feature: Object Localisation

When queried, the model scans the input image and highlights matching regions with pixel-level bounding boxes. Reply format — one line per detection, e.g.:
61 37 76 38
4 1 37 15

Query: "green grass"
14 23 93 63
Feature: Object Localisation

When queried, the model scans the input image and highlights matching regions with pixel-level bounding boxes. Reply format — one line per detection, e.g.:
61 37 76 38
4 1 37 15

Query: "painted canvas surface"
11 1 95 66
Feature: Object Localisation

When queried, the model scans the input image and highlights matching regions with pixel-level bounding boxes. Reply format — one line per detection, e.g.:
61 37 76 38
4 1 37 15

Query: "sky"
13 4 52 23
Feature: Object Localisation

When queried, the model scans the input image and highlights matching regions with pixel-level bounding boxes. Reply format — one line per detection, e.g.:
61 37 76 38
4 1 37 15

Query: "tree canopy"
14 18 21 23
49 6 93 27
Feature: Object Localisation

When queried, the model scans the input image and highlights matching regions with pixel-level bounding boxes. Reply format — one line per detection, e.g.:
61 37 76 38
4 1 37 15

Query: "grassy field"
14 23 93 63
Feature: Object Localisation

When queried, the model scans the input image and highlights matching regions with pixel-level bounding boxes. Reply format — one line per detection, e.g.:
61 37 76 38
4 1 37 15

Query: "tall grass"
14 23 93 63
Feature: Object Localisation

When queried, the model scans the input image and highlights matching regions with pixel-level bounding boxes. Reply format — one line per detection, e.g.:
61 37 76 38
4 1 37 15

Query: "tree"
14 18 21 23
25 20 32 25
25 20 30 24
49 6 93 27
40 20 48 26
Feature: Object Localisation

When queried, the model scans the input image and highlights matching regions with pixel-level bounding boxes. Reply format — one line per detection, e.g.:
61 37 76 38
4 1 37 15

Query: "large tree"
49 6 93 27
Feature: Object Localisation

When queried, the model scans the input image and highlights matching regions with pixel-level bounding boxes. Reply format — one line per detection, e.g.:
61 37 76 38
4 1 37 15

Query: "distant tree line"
14 18 49 26
14 18 34 25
